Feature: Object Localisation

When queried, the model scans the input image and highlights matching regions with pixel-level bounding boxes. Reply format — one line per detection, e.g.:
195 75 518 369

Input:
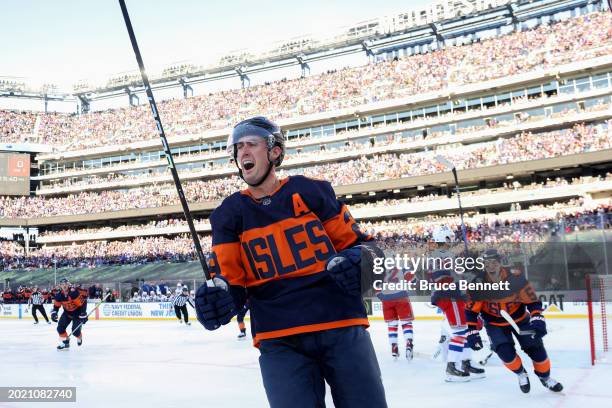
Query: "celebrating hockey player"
376 263 415 360
194 116 387 407
465 249 563 393
427 225 485 381
51 278 88 350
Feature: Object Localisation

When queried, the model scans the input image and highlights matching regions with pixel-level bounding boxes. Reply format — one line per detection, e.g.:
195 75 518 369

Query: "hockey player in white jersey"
427 225 485 382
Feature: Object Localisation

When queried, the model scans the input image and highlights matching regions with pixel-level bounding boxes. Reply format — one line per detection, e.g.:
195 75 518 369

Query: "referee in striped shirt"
29 286 51 324
173 287 195 325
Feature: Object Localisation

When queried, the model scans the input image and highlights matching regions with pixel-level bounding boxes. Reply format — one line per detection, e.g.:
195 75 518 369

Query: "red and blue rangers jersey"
427 248 465 304
209 175 370 345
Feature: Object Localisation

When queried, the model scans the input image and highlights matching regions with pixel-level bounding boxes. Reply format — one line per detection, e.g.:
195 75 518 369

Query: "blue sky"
0 0 432 89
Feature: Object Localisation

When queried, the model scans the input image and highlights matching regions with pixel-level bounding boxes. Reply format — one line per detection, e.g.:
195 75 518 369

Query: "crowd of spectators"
1 11 610 149
0 282 185 304
351 174 612 211
1 235 205 270
1 199 609 271
2 120 610 219
31 173 611 240
128 281 194 303
0 283 111 305
36 94 611 191
368 200 611 250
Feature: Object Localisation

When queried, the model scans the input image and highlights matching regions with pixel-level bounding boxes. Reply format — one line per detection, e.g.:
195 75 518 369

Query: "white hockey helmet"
432 225 454 243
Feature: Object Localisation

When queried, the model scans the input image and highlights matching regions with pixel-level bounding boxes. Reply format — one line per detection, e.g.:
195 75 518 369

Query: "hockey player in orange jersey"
465 249 563 393
51 278 88 351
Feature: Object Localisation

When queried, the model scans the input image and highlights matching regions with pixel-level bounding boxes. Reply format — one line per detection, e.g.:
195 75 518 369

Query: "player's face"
60 282 69 291
235 135 272 184
484 259 501 279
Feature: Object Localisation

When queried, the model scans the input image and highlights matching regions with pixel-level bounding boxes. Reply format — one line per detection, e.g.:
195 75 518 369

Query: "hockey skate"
185 321 191 326
34 321 39 325
405 340 414 360
462 360 485 379
539 376 563 392
237 332 247 340
517 368 530 393
77 337 83 346
178 319 183 324
391 343 399 359
57 339 70 351
445 362 470 382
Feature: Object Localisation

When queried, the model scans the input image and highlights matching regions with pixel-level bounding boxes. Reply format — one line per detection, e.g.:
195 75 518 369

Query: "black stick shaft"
118 0 210 280
452 168 469 254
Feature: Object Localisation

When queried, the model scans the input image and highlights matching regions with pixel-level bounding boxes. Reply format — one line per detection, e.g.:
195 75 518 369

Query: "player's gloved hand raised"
529 314 547 338
466 329 483 350
195 276 235 331
79 313 88 325
51 310 58 323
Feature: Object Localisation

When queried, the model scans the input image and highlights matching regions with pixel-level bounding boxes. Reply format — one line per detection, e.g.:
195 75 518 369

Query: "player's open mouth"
242 160 255 171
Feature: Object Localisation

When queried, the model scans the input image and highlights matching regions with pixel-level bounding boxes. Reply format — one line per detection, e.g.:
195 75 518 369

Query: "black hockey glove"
529 314 547 338
326 244 382 296
466 329 483 350
195 276 235 331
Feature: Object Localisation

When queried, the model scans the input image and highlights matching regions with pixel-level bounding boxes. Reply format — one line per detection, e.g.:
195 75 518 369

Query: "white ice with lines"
0 318 610 408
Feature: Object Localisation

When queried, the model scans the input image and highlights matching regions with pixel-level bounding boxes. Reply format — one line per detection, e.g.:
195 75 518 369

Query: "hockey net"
587 274 612 365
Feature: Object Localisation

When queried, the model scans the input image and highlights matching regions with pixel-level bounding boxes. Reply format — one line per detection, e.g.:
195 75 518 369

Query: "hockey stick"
478 350 494 366
66 292 111 340
500 310 535 337
118 0 211 280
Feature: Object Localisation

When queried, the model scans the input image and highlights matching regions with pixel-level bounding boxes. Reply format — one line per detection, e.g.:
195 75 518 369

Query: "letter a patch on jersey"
292 193 310 217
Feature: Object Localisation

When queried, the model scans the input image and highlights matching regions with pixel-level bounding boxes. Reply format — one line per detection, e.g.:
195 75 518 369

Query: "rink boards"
1 297 600 321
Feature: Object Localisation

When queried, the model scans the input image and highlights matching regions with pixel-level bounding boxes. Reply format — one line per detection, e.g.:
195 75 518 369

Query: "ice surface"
1 318 610 407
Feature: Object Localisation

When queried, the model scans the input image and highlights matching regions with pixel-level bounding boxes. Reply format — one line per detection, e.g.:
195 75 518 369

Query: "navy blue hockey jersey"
209 176 370 345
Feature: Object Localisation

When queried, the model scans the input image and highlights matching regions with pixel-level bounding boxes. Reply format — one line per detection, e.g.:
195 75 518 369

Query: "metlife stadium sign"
0 153 30 196
386 0 513 29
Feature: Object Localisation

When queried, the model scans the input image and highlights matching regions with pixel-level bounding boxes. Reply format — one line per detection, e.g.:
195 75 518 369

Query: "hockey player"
376 264 415 359
427 225 485 381
172 286 195 325
29 285 51 324
51 278 88 350
465 249 563 393
194 117 387 408
236 300 250 340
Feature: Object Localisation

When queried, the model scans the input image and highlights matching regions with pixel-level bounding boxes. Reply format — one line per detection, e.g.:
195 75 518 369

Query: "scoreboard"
0 153 30 196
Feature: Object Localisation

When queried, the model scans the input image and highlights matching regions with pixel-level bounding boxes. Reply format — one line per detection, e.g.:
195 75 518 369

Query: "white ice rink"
1 318 610 408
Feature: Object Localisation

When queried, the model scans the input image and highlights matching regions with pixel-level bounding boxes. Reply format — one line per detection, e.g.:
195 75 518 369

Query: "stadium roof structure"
0 0 601 112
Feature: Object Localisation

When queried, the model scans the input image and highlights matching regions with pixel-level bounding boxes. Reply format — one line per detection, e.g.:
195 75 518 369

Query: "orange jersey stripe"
322 205 369 251
533 358 551 374
504 355 523 371
253 318 370 345
210 241 245 286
